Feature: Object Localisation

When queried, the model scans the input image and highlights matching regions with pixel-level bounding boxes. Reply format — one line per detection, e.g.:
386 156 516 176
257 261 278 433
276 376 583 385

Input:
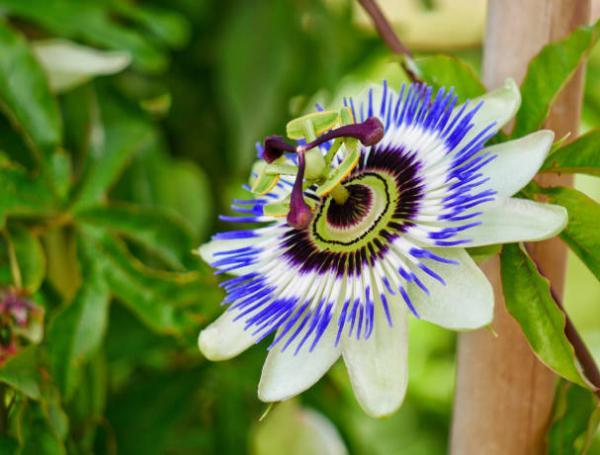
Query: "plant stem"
0 384 7 434
356 0 421 83
2 231 22 290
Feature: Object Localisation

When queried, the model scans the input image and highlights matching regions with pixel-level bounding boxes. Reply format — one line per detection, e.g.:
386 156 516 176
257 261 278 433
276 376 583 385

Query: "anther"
300 116 385 151
263 135 296 163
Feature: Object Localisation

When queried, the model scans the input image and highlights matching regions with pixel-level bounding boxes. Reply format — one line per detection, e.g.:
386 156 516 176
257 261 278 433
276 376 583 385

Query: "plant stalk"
450 1 591 454
357 0 421 83
330 184 350 205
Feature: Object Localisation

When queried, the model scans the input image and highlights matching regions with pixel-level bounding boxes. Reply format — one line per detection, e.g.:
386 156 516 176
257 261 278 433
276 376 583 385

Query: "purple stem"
286 151 313 229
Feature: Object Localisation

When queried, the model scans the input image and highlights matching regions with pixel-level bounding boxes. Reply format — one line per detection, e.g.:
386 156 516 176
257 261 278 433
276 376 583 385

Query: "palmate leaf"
112 146 215 240
415 54 486 103
548 381 600 455
69 353 106 454
46 220 218 400
46 233 110 399
0 346 41 400
500 244 590 388
19 400 67 455
0 20 62 158
535 186 600 281
76 203 196 270
0 165 55 227
71 88 156 210
83 225 221 335
540 129 600 176
513 19 600 137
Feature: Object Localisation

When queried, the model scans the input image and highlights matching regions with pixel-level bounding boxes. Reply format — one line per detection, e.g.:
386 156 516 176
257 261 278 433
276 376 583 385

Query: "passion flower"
197 80 566 417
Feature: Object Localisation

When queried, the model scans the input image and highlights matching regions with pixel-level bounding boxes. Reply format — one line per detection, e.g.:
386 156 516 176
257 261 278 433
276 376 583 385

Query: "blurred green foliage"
0 0 596 454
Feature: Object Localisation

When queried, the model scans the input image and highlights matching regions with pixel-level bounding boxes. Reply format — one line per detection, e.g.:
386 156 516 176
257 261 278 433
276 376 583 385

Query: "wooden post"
450 1 591 454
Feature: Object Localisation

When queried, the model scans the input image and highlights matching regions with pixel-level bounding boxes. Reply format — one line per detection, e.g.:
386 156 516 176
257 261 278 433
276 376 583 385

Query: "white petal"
197 235 265 276
32 39 130 93
409 248 493 330
198 238 253 265
258 323 341 402
461 78 521 134
198 310 258 361
481 130 554 196
341 298 409 417
463 197 568 247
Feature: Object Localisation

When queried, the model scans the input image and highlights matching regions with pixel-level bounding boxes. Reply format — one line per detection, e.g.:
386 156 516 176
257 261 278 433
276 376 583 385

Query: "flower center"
311 172 397 250
326 184 372 228
279 145 424 276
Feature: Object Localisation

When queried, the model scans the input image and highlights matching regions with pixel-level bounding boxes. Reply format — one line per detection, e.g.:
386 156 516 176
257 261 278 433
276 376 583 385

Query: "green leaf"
0 347 41 400
540 129 600 176
65 353 106 453
415 54 485 102
535 186 600 281
548 381 600 455
513 20 600 137
5 225 46 293
0 113 36 169
72 88 155 209
20 401 66 455
0 20 62 158
105 366 203 454
46 235 110 399
0 436 18 455
46 150 71 201
151 159 214 241
0 0 167 73
500 243 590 387
0 164 55 227
76 203 195 270
84 226 220 334
111 2 191 49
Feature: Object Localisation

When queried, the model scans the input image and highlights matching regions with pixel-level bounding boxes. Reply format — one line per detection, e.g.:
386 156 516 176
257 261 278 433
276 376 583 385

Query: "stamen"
262 117 385 164
299 117 385 152
287 150 313 229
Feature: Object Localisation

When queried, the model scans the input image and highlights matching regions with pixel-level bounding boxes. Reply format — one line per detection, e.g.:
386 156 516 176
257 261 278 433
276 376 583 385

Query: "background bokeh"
0 0 598 453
